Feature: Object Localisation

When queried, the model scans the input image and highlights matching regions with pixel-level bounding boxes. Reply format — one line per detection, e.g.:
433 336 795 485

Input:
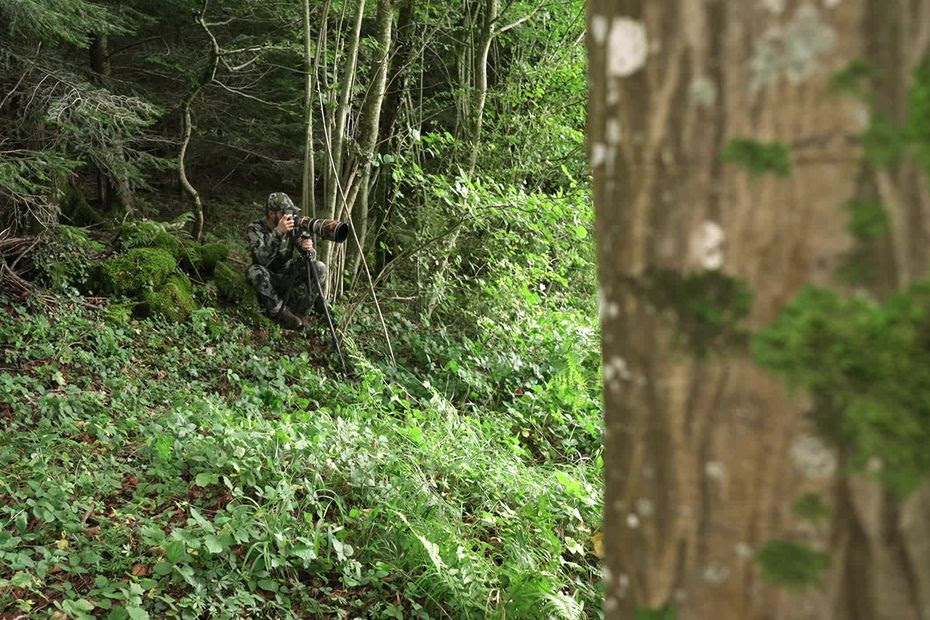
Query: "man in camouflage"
246 192 328 330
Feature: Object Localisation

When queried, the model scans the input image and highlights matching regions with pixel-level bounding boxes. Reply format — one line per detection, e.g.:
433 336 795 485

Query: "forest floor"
0 230 603 618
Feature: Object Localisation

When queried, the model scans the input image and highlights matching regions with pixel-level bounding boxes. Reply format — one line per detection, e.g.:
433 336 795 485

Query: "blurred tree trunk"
589 1 930 618
832 2 930 618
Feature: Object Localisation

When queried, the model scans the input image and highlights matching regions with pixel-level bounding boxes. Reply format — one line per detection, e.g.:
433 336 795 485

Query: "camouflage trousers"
246 257 328 317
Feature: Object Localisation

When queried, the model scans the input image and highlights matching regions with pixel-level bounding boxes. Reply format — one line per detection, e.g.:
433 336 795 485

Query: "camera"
284 207 349 243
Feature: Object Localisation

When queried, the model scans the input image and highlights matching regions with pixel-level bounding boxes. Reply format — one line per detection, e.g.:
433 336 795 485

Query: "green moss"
212 261 268 327
635 269 753 356
213 261 253 305
723 138 792 180
99 248 177 296
143 274 196 322
103 302 134 325
199 243 229 273
845 198 888 241
836 198 889 286
756 539 830 590
827 59 873 99
150 230 183 257
792 494 832 524
180 241 229 276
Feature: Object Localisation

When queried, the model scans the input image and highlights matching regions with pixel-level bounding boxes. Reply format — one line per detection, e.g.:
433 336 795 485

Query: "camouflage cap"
266 192 296 213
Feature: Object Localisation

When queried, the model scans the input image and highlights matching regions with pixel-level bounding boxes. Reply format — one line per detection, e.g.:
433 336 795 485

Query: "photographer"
245 192 328 330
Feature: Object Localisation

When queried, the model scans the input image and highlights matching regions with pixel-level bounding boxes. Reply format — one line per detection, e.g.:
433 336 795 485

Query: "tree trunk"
370 0 415 274
323 0 366 282
348 0 394 279
467 0 496 175
180 0 219 241
589 1 930 618
301 0 323 217
89 34 132 214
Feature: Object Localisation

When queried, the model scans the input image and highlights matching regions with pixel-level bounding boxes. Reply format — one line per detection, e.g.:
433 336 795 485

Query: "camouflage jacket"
246 218 300 271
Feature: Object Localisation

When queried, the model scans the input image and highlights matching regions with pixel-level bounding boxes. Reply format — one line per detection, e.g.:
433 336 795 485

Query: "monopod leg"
306 254 347 373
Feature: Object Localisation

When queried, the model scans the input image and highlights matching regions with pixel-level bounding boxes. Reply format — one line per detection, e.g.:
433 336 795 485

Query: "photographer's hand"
275 215 295 234
300 238 314 252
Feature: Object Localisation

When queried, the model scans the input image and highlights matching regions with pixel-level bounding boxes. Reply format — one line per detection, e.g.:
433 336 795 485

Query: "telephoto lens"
283 206 349 243
298 217 349 243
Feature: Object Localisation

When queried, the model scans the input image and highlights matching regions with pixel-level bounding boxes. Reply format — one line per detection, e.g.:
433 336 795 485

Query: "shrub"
35 225 106 293
103 301 134 325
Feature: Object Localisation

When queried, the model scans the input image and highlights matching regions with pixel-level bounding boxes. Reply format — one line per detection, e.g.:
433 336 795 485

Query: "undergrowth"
0 298 603 618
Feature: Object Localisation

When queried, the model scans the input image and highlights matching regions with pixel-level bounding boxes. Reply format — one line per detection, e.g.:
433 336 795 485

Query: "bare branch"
209 79 285 108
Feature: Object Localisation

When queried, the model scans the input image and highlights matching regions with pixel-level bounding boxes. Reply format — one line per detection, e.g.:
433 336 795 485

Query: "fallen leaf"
131 564 150 577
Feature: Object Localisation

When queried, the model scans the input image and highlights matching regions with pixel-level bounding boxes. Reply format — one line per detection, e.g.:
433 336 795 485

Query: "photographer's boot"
272 307 304 330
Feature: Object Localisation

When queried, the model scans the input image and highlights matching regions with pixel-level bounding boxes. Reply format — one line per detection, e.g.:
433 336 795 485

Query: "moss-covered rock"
142 274 196 322
99 248 177 296
149 230 183 258
180 241 229 277
199 243 229 273
213 260 254 305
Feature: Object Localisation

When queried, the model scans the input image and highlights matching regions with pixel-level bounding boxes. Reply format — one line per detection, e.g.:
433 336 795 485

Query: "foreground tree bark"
589 1 930 618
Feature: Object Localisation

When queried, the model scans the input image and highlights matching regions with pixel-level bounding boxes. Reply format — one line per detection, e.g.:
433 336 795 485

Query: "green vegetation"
908 58 930 173
753 283 930 497
142 274 196 322
792 494 832 525
636 607 678 620
826 58 874 98
829 57 930 171
0 297 601 618
836 197 890 286
0 0 600 616
844 198 889 241
635 269 753 356
755 540 830 590
722 139 792 180
98 249 177 297
213 261 255 306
